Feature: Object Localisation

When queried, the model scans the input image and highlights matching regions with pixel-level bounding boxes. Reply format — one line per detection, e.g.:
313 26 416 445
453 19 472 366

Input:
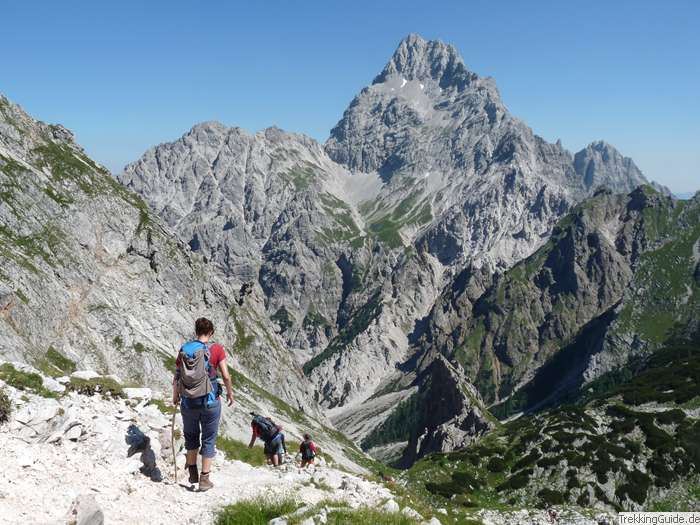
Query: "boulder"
71 370 101 381
289 506 312 518
42 376 66 393
402 507 423 520
64 423 83 441
123 387 152 400
66 493 104 525
381 499 399 513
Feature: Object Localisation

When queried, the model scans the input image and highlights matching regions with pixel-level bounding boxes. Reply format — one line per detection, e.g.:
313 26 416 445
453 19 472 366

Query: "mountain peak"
573 140 652 192
372 34 477 89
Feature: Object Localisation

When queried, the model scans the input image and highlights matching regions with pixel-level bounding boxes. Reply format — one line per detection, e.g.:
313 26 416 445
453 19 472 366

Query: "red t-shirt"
300 441 317 454
176 342 226 397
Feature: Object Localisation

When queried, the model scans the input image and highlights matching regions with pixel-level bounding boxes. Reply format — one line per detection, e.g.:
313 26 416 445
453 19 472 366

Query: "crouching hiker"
299 433 317 468
248 413 285 466
173 317 234 491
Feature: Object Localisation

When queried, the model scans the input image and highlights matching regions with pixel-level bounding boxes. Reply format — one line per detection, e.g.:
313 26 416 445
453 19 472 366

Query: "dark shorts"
181 400 221 458
264 433 285 457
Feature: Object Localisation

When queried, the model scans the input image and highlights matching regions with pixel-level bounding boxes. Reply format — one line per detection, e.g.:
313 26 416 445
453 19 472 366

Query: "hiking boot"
187 464 199 484
198 472 213 492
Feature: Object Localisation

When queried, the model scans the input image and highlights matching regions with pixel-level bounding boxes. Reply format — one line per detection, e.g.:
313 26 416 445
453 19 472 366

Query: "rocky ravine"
119 34 663 457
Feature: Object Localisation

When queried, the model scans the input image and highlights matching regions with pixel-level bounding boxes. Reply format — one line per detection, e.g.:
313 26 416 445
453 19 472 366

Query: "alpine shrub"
0 387 11 423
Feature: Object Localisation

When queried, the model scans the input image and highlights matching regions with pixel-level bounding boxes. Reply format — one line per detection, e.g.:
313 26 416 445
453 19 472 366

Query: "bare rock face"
399 356 493 467
0 95 313 414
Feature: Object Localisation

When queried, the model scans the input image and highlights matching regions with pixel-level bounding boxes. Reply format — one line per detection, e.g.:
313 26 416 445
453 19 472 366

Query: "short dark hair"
303 433 311 440
195 317 214 336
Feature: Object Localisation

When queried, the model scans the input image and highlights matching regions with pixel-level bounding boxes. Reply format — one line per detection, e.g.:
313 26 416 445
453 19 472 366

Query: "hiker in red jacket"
299 433 317 468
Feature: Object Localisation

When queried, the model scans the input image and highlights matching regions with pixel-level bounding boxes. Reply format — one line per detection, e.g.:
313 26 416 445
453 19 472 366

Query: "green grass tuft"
66 376 124 398
0 363 58 398
35 347 76 377
215 497 298 525
217 436 266 466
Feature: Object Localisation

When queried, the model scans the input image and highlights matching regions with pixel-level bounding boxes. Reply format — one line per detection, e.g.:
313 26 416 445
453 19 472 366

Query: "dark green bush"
496 469 532 492
577 490 590 506
538 488 565 506
647 455 674 487
615 470 650 505
567 475 580 490
563 451 587 467
0 387 11 423
656 409 686 425
486 457 506 472
622 439 642 455
512 449 541 471
451 471 483 490
36 347 76 377
540 439 554 453
537 455 562 468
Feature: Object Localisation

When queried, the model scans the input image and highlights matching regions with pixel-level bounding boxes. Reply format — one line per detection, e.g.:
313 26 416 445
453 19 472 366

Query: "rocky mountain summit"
118 33 664 456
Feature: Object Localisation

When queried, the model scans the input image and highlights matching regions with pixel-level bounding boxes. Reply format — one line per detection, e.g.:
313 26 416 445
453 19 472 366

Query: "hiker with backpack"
248 413 286 466
299 433 317 468
172 317 234 491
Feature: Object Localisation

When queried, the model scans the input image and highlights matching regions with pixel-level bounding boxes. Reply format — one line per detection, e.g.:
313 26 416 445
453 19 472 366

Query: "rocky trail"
0 364 397 525
0 362 621 525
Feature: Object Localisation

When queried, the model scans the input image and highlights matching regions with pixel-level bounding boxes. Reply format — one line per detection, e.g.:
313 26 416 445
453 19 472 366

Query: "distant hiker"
172 317 234 492
378 471 395 484
248 413 285 466
236 282 253 306
299 433 317 468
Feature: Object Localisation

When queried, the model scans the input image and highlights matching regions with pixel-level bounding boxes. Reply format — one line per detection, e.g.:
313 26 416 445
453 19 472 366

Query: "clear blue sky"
1 1 698 193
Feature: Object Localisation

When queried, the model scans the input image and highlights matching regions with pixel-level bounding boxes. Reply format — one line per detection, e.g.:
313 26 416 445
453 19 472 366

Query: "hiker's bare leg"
186 448 199 466
272 454 279 467
202 456 212 473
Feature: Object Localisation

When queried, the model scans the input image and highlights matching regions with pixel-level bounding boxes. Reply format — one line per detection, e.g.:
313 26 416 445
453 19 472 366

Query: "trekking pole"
171 407 178 484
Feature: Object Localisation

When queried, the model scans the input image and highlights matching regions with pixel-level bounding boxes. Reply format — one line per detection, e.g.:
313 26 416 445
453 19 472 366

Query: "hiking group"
172 317 317 492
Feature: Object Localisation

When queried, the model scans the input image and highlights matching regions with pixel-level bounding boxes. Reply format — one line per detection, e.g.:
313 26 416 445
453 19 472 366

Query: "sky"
1 1 698 193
